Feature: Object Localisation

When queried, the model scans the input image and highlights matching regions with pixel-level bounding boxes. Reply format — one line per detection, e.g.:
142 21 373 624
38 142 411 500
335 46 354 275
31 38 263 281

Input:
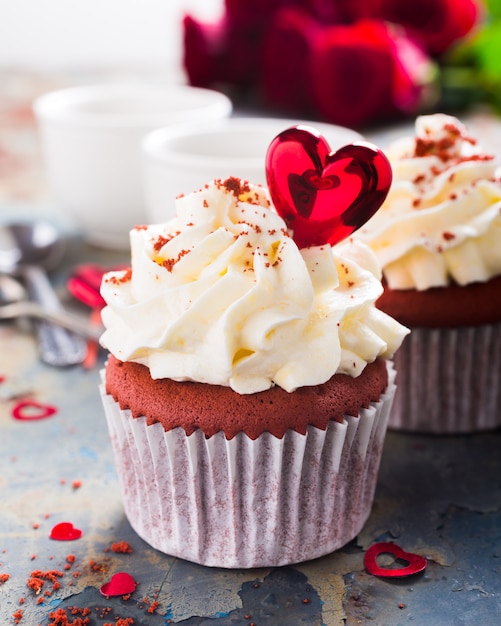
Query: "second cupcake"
358 113 501 433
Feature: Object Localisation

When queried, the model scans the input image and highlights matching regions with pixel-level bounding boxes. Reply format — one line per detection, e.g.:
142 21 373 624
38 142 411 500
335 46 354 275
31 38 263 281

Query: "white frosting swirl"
357 114 501 290
100 178 408 394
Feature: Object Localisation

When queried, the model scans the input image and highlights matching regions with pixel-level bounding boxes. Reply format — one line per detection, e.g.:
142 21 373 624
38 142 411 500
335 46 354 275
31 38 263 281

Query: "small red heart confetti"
364 542 427 578
100 571 136 597
49 522 83 541
266 125 392 248
12 400 57 421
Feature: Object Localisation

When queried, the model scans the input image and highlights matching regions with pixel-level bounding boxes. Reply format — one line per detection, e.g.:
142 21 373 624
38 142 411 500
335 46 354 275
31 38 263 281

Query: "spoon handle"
23 264 88 367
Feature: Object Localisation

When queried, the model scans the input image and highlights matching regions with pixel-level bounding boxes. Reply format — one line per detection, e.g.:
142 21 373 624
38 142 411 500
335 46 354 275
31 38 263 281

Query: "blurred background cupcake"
357 113 501 433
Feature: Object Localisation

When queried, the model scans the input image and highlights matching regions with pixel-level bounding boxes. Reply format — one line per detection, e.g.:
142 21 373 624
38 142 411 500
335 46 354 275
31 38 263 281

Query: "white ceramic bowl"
33 84 232 249
141 117 363 224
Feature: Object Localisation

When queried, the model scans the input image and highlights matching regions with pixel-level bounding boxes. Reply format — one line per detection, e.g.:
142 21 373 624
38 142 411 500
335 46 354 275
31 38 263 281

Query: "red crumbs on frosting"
220 176 251 198
104 268 132 285
162 249 191 272
152 232 180 252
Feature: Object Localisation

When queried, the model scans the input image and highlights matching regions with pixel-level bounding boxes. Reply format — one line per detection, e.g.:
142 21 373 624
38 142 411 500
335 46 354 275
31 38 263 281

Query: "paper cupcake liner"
100 362 396 569
389 323 501 434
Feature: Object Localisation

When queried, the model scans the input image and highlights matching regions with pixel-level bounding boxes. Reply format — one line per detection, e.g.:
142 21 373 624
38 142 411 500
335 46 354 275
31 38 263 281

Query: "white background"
0 0 223 73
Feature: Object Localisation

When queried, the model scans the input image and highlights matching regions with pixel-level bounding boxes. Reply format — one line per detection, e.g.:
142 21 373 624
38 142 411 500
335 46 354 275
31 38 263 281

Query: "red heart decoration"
49 522 83 541
12 400 57 421
265 125 392 248
364 542 427 578
100 571 136 597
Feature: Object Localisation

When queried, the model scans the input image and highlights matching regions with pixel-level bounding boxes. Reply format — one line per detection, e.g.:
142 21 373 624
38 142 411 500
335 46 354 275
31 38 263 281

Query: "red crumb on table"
148 601 159 613
27 569 64 595
72 480 82 490
110 541 133 554
46 607 90 626
12 609 23 624
0 573 9 584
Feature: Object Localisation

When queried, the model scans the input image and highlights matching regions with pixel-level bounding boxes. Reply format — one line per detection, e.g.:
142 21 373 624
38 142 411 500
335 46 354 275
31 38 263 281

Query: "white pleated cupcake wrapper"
100 362 396 569
390 323 501 434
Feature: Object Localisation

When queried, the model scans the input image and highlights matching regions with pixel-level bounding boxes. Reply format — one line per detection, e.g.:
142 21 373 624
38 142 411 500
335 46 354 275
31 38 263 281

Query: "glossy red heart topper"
265 125 392 248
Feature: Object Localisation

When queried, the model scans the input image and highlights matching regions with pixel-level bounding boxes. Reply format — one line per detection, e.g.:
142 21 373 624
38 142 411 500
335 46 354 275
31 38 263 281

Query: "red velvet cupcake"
358 114 501 433
99 177 408 567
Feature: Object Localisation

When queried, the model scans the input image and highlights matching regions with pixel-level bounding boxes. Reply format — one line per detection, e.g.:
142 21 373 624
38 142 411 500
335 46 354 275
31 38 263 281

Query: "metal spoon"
0 274 102 341
0 221 90 366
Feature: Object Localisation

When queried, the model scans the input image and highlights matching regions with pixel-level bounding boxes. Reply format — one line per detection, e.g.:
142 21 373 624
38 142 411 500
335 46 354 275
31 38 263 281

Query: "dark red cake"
105 354 389 440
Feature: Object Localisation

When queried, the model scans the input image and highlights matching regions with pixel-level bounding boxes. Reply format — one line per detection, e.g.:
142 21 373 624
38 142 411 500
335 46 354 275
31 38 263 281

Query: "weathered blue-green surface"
1 238 500 626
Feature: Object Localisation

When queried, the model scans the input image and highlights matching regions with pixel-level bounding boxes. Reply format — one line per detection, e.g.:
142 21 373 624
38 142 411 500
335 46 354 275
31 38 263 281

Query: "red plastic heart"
49 522 83 541
364 542 427 578
100 571 136 597
265 125 392 248
12 400 57 421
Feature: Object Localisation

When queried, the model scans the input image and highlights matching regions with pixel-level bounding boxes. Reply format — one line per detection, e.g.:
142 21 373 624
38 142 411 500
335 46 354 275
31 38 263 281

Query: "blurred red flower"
353 0 481 55
182 0 482 128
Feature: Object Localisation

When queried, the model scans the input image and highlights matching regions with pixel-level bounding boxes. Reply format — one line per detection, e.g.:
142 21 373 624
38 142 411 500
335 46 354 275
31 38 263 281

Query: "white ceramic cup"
141 116 363 224
33 84 233 249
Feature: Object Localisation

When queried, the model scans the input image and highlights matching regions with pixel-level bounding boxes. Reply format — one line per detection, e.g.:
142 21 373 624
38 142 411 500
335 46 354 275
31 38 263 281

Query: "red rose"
353 0 481 55
225 0 286 24
260 8 321 114
183 15 225 87
183 14 260 88
309 20 435 128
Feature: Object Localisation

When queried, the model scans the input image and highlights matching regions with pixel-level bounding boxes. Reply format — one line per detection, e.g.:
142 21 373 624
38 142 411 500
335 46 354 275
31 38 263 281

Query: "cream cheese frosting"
100 177 408 394
357 114 501 290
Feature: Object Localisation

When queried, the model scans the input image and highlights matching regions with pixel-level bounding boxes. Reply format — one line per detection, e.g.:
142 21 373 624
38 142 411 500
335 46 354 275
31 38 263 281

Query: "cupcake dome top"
100 177 407 394
357 113 501 291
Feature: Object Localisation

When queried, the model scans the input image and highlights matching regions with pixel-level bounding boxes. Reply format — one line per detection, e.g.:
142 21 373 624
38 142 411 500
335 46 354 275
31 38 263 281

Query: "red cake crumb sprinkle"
152 232 180 251
104 269 132 285
110 541 133 554
72 480 82 490
0 573 9 584
46 608 88 625
162 249 191 272
221 176 251 199
148 601 159 614
27 569 64 595
12 609 23 624
442 231 455 240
